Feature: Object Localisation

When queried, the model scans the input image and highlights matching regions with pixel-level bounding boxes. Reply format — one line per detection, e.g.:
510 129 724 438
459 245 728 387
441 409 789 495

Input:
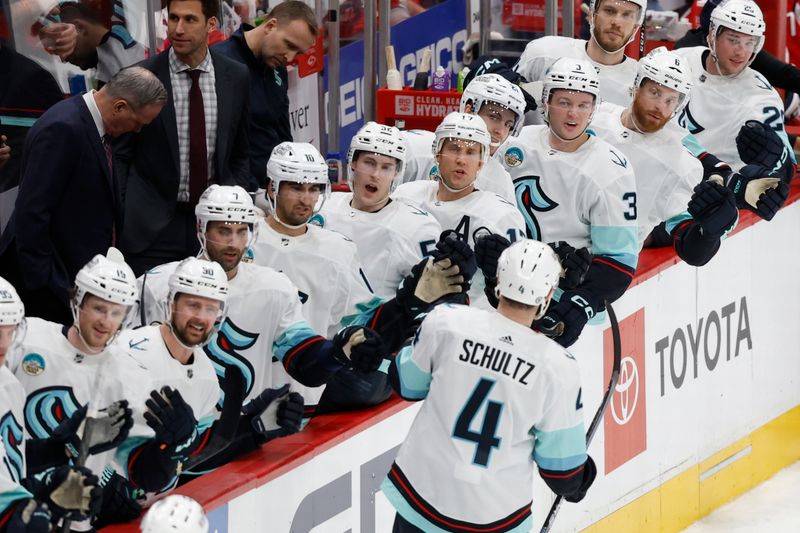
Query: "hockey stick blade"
539 301 621 533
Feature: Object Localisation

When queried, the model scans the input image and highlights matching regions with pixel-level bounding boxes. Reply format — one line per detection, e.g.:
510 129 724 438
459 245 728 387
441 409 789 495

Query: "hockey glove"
726 164 789 221
533 291 598 348
474 233 511 280
28 465 102 521
332 326 387 373
52 401 133 458
396 257 464 316
564 456 597 504
90 470 144 528
549 242 592 291
242 384 305 440
6 500 52 533
434 230 477 286
736 120 790 171
687 180 738 240
144 387 198 461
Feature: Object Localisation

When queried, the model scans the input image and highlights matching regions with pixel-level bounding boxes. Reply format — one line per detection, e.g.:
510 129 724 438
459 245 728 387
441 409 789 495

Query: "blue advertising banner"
324 0 469 157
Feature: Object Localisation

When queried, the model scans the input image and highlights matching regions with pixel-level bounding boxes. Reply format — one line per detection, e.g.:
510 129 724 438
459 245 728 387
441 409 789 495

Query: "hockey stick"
639 11 647 59
539 301 621 533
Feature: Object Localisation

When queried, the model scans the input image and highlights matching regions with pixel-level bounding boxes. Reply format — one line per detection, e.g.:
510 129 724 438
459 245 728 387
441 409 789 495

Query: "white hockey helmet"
631 47 692 117
542 58 600 126
0 277 24 327
168 257 228 307
346 121 406 191
267 142 331 227
460 74 527 137
708 0 765 71
432 112 491 164
140 495 209 533
589 0 647 53
73 249 137 308
495 240 561 318
195 184 257 234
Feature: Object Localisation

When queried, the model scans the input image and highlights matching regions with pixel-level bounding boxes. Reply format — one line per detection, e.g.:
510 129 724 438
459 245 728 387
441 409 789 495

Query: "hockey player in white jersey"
674 0 796 174
591 48 740 266
382 240 595 532
317 122 442 299
394 112 526 310
498 58 638 347
399 74 526 203
250 143 474 415
0 278 104 531
514 0 647 114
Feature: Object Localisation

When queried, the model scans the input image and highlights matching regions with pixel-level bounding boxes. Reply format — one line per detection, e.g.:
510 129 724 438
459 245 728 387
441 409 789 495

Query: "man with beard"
498 58 638 348
514 0 647 119
590 48 739 266
250 143 474 417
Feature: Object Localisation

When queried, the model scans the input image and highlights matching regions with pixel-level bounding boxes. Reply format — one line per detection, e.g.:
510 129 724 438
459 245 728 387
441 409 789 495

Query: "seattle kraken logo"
678 106 704 134
0 412 24 482
513 176 558 241
24 387 82 440
204 319 259 408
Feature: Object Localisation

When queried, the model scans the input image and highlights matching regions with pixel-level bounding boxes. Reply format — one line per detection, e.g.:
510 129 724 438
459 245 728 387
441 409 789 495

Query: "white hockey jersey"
6 318 151 488
590 102 701 245
136 261 320 408
0 366 28 516
392 180 526 309
514 36 639 120
673 46 793 171
381 304 586 531
499 125 639 271
399 129 517 204
248 219 384 408
116 326 220 433
316 192 442 299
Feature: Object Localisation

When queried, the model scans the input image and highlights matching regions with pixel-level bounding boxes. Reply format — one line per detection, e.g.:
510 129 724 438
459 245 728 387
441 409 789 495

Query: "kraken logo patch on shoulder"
504 147 523 167
21 354 45 376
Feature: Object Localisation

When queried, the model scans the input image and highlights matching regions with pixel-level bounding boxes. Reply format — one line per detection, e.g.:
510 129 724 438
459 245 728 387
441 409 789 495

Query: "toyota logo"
611 356 639 425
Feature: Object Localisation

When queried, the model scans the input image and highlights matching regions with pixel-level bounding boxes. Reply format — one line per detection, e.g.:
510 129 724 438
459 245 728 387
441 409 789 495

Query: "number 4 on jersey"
453 378 503 467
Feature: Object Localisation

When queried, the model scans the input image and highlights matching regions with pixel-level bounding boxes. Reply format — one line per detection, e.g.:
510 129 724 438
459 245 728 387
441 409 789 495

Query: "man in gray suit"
115 0 251 275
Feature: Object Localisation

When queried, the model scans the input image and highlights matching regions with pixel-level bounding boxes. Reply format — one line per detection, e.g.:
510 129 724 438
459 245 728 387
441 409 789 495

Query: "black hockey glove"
27 465 102 521
474 233 511 280
549 242 592 291
465 55 537 112
736 120 790 171
52 401 133 458
332 326 387 373
242 384 305 441
6 500 52 533
144 387 198 461
726 164 789 221
90 470 144 528
564 456 597 503
533 291 598 348
434 230 477 288
396 257 465 316
687 180 738 240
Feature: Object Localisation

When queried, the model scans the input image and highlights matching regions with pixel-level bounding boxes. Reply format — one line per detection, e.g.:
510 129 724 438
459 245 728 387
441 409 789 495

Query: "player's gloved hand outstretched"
396 256 465 316
474 233 511 281
90 470 145 528
242 384 305 441
688 179 738 239
144 387 198 461
736 120 790 171
52 400 133 458
532 291 597 348
433 230 477 287
332 326 387 373
724 164 789 221
27 465 102 521
6 500 53 533
549 242 592 291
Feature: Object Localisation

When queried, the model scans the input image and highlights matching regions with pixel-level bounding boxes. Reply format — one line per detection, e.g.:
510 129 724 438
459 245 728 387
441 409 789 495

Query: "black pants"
393 513 426 533
125 205 200 276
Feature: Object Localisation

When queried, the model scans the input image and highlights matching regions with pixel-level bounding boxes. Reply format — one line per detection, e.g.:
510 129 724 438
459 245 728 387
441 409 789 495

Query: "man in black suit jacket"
0 67 166 324
115 0 251 276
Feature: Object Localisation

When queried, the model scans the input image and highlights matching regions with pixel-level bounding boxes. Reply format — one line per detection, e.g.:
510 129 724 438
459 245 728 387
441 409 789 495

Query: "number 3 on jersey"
453 378 503 467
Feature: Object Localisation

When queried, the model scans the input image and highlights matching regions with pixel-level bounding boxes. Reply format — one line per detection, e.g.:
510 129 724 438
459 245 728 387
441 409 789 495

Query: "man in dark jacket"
213 0 317 190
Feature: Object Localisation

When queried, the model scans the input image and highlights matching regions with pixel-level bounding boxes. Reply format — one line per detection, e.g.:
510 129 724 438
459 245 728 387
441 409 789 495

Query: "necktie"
102 134 116 246
187 69 208 205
